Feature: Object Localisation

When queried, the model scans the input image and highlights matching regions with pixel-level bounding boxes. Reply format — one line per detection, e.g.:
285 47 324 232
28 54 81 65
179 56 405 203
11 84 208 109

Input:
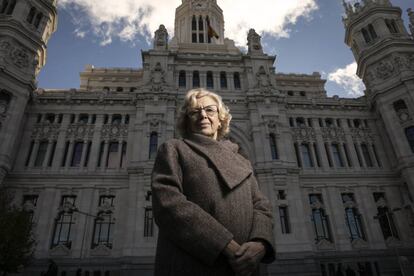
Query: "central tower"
174 0 225 45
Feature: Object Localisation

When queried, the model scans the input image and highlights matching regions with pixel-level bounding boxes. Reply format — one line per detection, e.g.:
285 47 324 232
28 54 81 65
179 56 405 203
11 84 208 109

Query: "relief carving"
154 24 168 49
247 29 263 53
375 60 394 79
292 127 316 141
321 127 345 141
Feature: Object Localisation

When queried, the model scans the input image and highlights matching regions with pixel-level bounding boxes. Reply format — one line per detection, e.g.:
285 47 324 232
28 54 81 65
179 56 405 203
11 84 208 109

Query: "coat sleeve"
151 141 234 266
248 174 276 263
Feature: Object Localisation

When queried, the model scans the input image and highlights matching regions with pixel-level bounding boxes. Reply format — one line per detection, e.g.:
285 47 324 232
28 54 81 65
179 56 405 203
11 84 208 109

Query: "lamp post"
373 207 406 276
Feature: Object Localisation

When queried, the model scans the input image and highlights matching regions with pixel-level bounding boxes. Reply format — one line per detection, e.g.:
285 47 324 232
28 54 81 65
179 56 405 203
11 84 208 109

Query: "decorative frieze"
66 124 95 140
32 123 60 140
101 124 128 140
350 127 373 141
321 127 345 141
291 127 316 141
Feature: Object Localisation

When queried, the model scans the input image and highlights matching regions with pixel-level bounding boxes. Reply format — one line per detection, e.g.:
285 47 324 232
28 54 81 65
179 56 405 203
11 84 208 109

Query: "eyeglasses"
188 105 218 118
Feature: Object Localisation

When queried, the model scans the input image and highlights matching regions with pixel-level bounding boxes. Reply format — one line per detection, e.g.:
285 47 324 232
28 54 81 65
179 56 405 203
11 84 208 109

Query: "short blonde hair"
176 88 232 139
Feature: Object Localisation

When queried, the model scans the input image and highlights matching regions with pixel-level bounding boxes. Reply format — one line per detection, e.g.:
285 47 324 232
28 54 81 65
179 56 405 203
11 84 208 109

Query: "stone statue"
154 25 168 50
408 8 414 36
247 29 263 54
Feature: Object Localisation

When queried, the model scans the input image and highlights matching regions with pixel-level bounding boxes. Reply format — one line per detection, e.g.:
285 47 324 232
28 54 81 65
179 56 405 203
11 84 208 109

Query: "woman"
151 88 275 276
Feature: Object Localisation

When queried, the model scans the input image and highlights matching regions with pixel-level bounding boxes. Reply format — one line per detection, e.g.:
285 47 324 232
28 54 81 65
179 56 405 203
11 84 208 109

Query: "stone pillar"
65 140 75 168
28 140 40 168
310 142 318 168
339 143 348 168
79 140 88 168
42 139 54 168
101 141 109 169
116 140 123 169
356 142 367 168
52 114 71 170
88 114 104 171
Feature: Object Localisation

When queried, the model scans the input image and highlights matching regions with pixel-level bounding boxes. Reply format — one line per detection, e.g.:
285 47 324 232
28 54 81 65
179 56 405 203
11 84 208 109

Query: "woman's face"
188 96 221 140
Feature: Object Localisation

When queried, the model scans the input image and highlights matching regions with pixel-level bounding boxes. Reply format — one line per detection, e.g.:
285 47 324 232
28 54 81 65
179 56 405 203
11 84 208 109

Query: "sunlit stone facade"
1 0 414 275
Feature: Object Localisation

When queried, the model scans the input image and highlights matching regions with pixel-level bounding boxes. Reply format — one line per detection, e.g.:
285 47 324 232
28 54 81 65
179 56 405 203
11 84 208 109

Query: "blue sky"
37 0 413 98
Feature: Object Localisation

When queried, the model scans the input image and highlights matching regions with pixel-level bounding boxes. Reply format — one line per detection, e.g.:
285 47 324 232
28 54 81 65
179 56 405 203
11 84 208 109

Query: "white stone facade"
1 0 414 275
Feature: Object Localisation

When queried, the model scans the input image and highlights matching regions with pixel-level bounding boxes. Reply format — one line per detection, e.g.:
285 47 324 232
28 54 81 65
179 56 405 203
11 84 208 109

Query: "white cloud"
328 62 365 97
58 0 318 47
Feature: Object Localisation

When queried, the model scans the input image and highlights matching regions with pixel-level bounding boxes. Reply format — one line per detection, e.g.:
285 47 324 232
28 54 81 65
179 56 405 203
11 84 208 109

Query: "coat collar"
183 134 253 190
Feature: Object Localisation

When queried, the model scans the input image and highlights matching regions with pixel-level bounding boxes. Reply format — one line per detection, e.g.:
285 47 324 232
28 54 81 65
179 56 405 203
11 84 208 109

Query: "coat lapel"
183 134 253 190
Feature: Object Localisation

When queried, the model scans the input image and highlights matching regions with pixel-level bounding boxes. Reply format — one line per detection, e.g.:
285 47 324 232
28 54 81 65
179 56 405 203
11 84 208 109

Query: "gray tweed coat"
151 133 275 276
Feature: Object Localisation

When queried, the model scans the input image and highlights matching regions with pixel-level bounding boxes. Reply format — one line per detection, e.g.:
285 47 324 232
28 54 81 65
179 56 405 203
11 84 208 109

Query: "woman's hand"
229 241 265 276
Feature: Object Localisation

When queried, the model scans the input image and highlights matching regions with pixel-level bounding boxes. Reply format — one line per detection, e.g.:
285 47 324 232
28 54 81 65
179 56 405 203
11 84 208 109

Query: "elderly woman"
151 88 275 276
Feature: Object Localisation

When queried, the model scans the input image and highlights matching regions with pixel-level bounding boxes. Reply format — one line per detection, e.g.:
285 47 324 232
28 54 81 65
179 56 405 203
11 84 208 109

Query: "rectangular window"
331 143 344 167
34 141 48 167
301 143 313 168
279 206 291 234
51 196 76 249
144 207 154 237
83 141 92 167
107 142 119 168
71 142 83 167
309 194 332 242
92 213 114 249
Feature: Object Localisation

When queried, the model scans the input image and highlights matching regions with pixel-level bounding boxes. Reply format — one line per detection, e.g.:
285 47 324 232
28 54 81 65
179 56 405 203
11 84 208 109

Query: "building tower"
0 0 57 184
343 0 414 202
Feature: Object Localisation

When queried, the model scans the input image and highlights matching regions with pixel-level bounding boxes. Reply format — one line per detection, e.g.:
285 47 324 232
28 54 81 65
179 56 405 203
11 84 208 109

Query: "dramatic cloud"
58 0 318 46
328 62 366 97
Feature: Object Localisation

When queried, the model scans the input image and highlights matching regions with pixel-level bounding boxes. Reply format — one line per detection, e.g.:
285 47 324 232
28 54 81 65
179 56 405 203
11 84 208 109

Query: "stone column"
356 142 367 168
228 72 234 91
65 140 75 168
116 140 123 169
52 114 71 170
101 141 109 169
79 140 89 169
88 114 104 171
339 143 348 168
325 142 334 168
368 143 379 167
0 167 7 186
28 140 40 168
186 70 192 90
310 142 318 168
42 139 54 168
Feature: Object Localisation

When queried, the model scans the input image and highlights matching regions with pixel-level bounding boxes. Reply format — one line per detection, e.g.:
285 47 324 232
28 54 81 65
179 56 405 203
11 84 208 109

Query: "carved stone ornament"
49 244 71 257
351 238 368 249
393 54 410 71
343 200 357 209
267 120 277 130
292 127 316 141
321 127 345 141
375 60 395 80
316 239 335 250
247 29 263 53
256 66 271 88
350 128 373 141
101 124 128 140
0 38 35 72
191 0 208 11
310 200 324 210
375 197 387 208
32 124 60 140
154 24 168 49
66 124 95 140
397 109 411 123
90 244 112 256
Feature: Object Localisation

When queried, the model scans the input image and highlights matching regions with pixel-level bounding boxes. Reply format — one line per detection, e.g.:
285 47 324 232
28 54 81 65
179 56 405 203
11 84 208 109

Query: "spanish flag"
207 18 219 39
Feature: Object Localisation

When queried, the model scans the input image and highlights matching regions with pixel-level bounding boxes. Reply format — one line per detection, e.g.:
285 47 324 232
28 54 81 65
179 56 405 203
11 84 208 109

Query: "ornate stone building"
1 0 414 275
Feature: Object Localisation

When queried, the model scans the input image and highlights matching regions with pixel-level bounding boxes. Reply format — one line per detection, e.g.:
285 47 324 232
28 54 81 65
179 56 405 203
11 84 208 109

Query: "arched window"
206 71 214 89
220 72 227 89
192 15 197 31
34 12 43 28
78 114 89 124
149 132 158 159
0 91 11 114
111 114 122 124
178 70 186 88
234 72 241 89
368 24 377 40
198 16 204 31
385 19 399 34
5 0 15 15
0 0 9 14
405 127 414 153
192 71 200 88
361 28 371 43
393 99 407 112
269 133 278 160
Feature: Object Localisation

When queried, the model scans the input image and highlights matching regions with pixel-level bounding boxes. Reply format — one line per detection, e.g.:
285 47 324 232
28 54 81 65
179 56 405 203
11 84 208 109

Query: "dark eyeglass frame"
187 105 219 118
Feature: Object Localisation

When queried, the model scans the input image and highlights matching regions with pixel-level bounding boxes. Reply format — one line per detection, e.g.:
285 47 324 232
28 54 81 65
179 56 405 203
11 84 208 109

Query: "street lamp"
373 207 406 276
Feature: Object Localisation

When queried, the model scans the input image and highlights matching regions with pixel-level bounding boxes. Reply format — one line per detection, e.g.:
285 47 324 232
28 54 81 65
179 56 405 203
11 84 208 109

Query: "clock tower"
173 0 225 45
